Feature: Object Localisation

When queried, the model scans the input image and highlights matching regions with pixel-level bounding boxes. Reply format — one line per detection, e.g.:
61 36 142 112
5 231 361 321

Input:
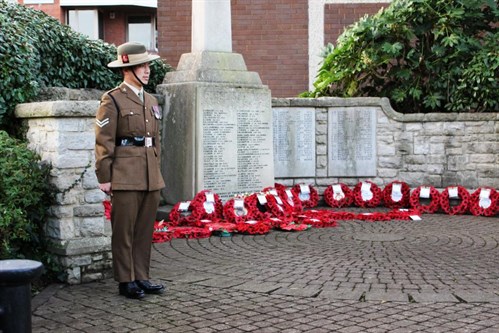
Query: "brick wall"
324 3 389 46
158 0 309 98
102 11 126 46
20 0 64 21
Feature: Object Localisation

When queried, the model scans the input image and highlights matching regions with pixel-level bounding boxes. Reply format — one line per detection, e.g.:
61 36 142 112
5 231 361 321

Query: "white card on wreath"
361 182 373 201
332 184 345 200
448 187 459 198
300 184 310 194
391 183 403 202
420 187 431 198
203 202 215 213
479 188 492 209
179 201 190 211
205 192 215 203
234 198 244 209
274 195 283 205
257 194 267 204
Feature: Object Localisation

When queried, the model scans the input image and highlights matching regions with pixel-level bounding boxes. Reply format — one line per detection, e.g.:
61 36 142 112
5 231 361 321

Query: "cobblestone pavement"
32 212 499 332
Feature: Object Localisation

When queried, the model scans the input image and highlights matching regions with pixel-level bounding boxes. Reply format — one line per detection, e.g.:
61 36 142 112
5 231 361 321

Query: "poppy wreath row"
439 185 470 215
190 190 224 220
353 181 383 208
292 184 319 208
265 191 294 218
275 183 303 213
223 197 252 223
409 185 441 214
324 183 353 208
234 220 273 235
169 201 196 226
469 187 498 217
382 181 411 209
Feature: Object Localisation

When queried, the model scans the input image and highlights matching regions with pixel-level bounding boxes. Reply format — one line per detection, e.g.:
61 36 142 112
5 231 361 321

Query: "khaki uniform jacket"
95 82 165 191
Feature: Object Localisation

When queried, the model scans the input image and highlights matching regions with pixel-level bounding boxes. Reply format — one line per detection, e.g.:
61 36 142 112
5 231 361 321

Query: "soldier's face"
133 63 150 84
125 63 151 87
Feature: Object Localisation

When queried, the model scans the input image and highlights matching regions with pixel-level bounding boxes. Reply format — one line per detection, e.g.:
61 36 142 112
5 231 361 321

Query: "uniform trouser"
110 190 161 282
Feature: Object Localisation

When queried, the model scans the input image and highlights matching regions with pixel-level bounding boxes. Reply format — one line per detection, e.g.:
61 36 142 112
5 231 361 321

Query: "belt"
116 136 155 147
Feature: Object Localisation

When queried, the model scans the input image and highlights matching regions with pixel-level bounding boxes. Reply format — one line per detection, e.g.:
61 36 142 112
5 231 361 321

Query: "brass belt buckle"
145 137 153 147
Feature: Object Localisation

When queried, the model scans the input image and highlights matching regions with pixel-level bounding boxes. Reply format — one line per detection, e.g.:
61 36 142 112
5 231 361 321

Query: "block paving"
32 212 499 332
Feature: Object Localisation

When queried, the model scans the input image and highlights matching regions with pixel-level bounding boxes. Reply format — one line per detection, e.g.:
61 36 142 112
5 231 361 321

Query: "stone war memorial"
157 0 274 204
13 0 498 284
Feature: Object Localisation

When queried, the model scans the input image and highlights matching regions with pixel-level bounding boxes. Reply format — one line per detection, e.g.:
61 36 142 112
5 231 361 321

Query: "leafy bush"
0 131 57 270
0 0 171 132
303 0 498 113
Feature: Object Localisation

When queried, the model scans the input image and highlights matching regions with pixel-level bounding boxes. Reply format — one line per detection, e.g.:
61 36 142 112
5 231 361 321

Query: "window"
128 15 156 51
67 10 99 40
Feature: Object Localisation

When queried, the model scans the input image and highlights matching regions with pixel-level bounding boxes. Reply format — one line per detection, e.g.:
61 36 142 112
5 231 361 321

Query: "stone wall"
15 89 112 284
273 97 498 199
15 90 498 284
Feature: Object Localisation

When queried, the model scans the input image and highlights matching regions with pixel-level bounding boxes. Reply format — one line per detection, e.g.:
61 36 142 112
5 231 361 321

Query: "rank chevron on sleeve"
96 118 110 128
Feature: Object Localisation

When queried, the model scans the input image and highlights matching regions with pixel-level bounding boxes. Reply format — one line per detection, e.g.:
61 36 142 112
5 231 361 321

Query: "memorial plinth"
157 51 274 203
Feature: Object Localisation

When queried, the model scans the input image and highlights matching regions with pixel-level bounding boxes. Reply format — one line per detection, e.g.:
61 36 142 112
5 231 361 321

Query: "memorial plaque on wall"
198 87 274 200
328 107 377 177
273 107 316 177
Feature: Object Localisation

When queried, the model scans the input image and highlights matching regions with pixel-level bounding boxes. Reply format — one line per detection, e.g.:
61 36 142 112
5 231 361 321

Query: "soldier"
95 42 165 299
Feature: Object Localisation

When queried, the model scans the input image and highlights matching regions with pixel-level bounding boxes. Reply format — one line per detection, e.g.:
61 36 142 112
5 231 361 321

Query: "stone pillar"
15 94 113 284
192 0 232 52
158 0 274 203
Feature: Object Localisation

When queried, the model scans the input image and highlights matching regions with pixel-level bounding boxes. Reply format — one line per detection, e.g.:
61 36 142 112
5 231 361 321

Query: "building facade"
158 0 390 98
16 0 390 97
16 0 158 51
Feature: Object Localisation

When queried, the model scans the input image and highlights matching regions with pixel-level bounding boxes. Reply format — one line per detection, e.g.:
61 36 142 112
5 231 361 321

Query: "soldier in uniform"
95 42 165 299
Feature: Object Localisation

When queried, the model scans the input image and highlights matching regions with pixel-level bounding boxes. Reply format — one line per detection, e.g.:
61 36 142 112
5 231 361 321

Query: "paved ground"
32 212 499 332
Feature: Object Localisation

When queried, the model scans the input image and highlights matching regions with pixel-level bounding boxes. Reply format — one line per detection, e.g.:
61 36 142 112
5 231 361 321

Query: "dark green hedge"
303 0 498 113
0 0 171 132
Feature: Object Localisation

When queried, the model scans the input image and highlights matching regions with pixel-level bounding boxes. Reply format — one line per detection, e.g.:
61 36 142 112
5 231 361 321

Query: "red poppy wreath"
244 192 272 221
409 185 441 214
265 191 294 219
382 181 411 209
190 190 224 221
223 196 251 223
353 181 382 208
275 183 303 213
292 184 319 208
469 187 498 217
235 219 272 235
323 183 353 208
169 200 196 226
439 185 470 215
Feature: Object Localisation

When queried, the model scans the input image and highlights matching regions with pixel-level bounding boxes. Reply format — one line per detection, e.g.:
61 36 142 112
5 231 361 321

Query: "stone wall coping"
272 97 498 122
15 100 100 119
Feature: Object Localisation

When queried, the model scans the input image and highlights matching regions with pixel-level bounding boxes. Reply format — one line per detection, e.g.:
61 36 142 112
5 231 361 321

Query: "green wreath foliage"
303 0 498 113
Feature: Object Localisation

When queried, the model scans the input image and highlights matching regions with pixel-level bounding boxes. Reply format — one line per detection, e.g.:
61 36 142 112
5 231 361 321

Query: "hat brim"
108 54 161 68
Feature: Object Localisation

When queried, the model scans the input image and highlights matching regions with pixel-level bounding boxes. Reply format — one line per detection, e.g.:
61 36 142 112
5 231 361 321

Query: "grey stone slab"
410 292 459 303
365 290 408 302
454 291 499 303
172 273 213 284
271 285 321 297
232 281 283 293
194 276 244 288
318 288 365 301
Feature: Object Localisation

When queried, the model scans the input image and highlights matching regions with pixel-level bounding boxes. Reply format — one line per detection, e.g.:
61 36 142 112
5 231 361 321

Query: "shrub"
0 131 59 276
303 0 498 113
0 0 172 132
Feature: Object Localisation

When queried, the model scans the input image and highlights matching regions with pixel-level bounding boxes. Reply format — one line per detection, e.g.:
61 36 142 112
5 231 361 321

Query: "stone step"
157 204 174 222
